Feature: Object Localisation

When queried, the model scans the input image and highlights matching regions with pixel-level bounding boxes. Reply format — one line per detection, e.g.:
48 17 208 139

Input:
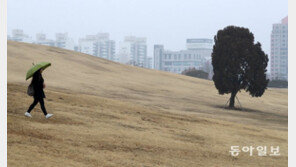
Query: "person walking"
25 68 53 119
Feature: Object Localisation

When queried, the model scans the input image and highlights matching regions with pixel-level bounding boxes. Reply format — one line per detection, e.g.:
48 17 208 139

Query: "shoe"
25 112 32 118
45 113 53 119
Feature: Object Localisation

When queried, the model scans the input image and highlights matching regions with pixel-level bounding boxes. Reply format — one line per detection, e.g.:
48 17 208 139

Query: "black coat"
31 72 46 99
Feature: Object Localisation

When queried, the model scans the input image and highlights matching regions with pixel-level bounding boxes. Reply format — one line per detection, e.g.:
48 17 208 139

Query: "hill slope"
7 41 288 166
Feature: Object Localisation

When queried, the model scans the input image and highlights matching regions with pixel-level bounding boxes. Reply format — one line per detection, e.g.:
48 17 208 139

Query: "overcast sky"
8 0 287 58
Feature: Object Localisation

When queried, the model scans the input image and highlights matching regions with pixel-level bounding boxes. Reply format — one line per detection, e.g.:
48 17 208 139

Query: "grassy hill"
7 41 288 166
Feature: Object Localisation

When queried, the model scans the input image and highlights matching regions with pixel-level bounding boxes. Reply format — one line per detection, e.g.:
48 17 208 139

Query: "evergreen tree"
212 26 269 108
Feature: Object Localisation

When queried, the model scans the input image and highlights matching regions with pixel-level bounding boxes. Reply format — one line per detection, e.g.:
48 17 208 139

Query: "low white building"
154 38 214 74
186 38 213 60
186 38 213 50
154 45 207 73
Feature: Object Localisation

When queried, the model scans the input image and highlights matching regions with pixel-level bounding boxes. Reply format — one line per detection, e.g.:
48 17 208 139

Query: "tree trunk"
229 91 238 108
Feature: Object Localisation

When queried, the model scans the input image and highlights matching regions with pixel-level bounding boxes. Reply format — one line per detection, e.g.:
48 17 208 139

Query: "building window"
165 62 172 66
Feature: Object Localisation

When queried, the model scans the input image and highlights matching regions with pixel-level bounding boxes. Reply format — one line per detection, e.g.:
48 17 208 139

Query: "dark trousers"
27 97 48 115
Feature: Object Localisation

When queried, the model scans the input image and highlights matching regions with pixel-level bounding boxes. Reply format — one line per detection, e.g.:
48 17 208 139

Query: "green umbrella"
26 62 51 80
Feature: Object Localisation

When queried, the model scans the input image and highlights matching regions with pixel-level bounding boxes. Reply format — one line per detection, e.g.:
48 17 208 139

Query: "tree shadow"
211 104 287 119
213 104 266 113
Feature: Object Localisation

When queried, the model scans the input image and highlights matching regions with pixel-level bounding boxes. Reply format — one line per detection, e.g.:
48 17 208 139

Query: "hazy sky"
8 0 287 58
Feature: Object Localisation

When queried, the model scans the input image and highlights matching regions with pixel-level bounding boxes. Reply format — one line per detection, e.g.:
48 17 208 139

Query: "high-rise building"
74 45 79 52
118 36 147 67
78 33 115 61
96 33 115 61
117 41 132 64
201 59 214 79
9 29 33 43
79 35 97 55
154 45 164 70
270 16 288 80
34 33 55 47
147 57 153 69
55 33 75 51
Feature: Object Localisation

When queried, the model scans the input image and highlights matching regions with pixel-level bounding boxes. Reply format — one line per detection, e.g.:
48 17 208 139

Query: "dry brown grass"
8 41 287 166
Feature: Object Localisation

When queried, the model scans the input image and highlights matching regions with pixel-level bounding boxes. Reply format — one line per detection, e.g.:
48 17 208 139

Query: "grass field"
7 41 288 166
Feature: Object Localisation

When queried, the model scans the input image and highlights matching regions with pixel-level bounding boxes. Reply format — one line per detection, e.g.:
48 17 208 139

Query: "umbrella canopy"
26 62 51 80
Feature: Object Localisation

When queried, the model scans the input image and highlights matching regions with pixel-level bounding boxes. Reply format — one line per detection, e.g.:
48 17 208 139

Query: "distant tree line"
181 68 209 80
268 80 288 88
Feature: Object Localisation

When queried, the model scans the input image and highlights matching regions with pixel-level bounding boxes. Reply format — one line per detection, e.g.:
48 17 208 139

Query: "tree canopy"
211 26 269 108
